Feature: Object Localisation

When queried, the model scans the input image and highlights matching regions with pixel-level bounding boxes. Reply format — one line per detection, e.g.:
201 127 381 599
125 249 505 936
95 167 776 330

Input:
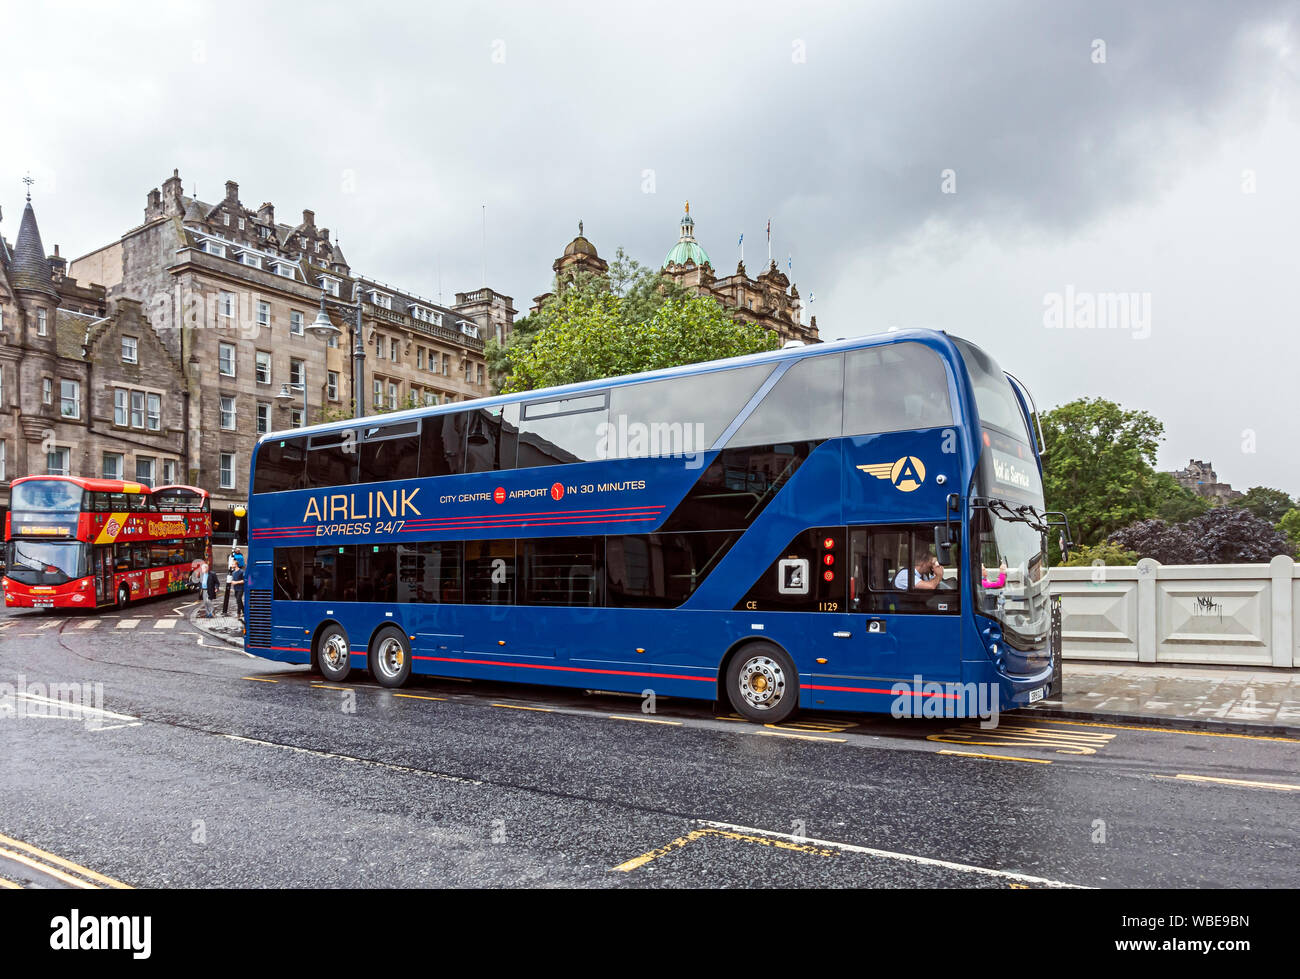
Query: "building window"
373 379 383 409
223 213 230 227
424 392 437 406
147 393 162 431
219 291 235 318
370 291 392 310
477 364 484 386
416 347 424 370
42 377 53 405
203 240 226 258
122 336 138 364
47 447 70 476
388 382 398 410
219 453 235 489
136 457 155 488
37 308 48 336
219 342 236 376
240 252 260 269
464 361 472 382
103 453 124 480
0 440 6 481
0 307 5 332
290 408 304 429
290 310 304 335
327 371 339 401
275 263 296 279
256 351 271 385
131 390 145 428
220 396 236 430
256 402 270 435
442 353 450 375
238 217 246 231
319 276 340 297
257 301 270 327
390 337 399 363
162 460 178 484
290 359 304 386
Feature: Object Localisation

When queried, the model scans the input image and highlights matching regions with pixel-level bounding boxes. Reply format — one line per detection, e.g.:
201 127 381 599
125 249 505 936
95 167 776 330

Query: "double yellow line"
0 831 131 889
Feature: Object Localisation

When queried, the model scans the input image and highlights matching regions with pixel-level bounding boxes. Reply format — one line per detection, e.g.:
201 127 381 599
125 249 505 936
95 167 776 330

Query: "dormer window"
202 240 226 258
319 276 341 297
240 252 261 269
370 291 392 310
274 263 296 280
459 321 479 339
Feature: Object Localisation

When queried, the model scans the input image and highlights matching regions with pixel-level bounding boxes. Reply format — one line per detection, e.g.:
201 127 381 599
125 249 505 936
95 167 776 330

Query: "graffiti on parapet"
1193 596 1223 621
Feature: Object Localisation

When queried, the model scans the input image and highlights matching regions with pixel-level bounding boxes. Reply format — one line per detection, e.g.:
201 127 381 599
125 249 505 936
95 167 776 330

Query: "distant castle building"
532 203 819 346
1170 459 1242 503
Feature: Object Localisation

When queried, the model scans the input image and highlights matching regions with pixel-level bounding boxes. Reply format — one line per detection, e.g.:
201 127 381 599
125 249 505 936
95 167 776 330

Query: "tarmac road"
0 595 1295 888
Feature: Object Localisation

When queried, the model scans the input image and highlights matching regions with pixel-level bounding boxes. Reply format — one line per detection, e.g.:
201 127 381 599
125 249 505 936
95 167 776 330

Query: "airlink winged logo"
857 456 926 492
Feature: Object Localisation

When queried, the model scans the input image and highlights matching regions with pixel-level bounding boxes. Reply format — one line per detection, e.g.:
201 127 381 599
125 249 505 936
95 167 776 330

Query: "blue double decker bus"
245 330 1066 722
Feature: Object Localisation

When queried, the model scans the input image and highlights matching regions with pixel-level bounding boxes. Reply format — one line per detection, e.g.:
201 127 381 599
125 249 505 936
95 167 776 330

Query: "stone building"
1170 459 1243 504
68 170 516 537
531 204 819 346
0 190 188 523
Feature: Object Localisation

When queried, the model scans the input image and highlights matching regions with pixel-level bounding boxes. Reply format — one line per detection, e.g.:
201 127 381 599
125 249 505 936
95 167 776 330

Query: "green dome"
663 239 711 268
663 202 711 269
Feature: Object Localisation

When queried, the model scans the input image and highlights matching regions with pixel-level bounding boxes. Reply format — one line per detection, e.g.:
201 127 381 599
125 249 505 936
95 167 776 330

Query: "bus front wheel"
725 642 799 724
116 585 130 610
369 626 412 689
315 624 353 682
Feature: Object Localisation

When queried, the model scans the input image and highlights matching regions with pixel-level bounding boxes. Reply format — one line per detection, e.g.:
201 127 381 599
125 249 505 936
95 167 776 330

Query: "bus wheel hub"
739 656 784 710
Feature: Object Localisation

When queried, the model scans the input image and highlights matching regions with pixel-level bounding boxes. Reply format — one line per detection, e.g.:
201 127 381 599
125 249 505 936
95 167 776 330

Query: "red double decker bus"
3 476 212 610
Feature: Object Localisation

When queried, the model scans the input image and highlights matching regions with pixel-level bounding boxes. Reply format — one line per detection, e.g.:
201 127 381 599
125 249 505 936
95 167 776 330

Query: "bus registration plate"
1027 687 1044 703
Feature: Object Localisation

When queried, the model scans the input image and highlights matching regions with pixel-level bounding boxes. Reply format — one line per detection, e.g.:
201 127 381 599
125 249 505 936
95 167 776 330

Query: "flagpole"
766 218 771 266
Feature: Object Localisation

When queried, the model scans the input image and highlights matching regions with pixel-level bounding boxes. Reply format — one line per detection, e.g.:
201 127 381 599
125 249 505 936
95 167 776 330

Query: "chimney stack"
302 209 315 228
225 180 239 202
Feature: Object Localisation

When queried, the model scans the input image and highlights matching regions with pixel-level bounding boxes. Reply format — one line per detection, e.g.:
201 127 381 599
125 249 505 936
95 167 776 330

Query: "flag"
766 219 771 240
788 254 792 270
738 233 743 246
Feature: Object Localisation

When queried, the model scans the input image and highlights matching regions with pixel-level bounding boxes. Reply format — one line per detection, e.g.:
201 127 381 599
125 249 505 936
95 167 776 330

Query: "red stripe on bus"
410 655 714 683
253 505 665 535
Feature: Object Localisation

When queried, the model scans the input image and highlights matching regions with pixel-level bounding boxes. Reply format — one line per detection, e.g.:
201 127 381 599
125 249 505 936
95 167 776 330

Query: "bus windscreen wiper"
981 498 1050 533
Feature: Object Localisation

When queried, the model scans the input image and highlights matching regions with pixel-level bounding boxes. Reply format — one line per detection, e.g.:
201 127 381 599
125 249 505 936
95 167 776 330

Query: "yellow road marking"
311 684 351 693
767 719 858 733
1160 774 1300 792
1027 716 1299 744
609 715 681 726
394 693 447 702
756 729 847 743
614 827 839 872
491 703 553 712
938 749 1053 765
0 832 132 889
0 875 21 889
928 722 1116 755
242 676 279 683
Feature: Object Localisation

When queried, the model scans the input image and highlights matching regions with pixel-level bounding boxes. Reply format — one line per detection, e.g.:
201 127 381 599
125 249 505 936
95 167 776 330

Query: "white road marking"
153 619 177 629
35 621 60 631
13 692 143 730
695 820 1091 889
116 619 139 630
222 734 483 785
76 620 99 630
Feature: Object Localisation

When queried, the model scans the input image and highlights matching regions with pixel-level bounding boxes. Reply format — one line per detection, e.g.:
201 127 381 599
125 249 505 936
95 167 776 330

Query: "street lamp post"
310 287 366 420
274 381 307 424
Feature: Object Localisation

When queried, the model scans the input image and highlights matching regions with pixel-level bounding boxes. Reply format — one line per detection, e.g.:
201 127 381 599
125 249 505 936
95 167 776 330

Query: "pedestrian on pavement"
230 564 245 618
198 563 215 618
221 547 244 615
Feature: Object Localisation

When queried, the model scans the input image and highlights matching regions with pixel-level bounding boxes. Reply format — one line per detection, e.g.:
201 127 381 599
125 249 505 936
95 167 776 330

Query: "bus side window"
463 406 519 474
843 343 953 437
273 549 303 601
728 354 844 448
419 415 465 478
114 544 132 574
849 525 960 614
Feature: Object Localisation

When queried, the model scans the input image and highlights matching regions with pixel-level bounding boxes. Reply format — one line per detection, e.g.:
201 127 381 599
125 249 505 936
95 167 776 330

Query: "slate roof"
10 200 58 299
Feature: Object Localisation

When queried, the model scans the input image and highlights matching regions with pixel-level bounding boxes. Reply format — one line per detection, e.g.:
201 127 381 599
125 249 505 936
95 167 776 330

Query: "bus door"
846 524 962 684
93 545 114 605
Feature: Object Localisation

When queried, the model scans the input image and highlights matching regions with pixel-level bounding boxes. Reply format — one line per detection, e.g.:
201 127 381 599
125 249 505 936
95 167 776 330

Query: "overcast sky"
6 0 1298 492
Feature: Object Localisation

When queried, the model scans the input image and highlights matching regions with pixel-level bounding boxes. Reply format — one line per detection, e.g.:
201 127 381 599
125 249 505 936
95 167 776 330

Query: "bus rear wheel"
725 642 799 724
315 624 353 682
117 585 130 610
369 627 412 689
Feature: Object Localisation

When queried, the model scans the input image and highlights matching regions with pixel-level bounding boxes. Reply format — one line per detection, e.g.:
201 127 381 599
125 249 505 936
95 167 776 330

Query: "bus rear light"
498 640 506 646
635 648 645 654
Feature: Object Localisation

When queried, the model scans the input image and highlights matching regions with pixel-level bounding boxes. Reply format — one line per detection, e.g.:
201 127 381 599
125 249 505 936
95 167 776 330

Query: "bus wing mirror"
934 525 953 566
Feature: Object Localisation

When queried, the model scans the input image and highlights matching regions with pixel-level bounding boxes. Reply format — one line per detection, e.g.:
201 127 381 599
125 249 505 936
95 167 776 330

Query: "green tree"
1277 508 1300 555
1230 486 1296 526
1040 397 1169 550
504 289 777 393
1059 541 1140 568
1149 471 1210 523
